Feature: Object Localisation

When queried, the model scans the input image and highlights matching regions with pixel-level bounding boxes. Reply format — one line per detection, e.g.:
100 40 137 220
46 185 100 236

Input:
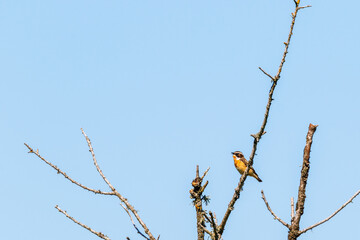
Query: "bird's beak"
231 152 234 155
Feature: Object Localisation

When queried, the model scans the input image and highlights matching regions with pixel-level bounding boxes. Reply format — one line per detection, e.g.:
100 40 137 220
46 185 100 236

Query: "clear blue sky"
1 0 359 239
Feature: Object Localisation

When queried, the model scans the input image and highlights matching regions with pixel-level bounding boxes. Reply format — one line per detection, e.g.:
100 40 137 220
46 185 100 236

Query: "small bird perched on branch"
232 151 262 182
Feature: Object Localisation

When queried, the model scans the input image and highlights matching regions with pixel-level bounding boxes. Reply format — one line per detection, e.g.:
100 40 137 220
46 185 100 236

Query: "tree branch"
24 143 114 196
274 3 310 80
81 129 157 240
288 123 318 240
291 197 295 221
201 167 210 181
209 211 220 240
120 203 150 240
199 224 213 239
190 165 210 240
298 5 312 10
261 190 290 228
299 189 360 234
25 129 157 240
263 122 358 239
55 205 111 240
217 2 308 235
81 128 116 192
259 67 275 81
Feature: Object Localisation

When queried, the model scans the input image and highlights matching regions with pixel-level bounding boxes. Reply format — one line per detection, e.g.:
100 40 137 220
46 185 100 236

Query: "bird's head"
231 151 244 159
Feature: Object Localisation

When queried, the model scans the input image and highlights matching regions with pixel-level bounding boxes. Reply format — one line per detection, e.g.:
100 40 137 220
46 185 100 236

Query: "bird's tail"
254 173 262 182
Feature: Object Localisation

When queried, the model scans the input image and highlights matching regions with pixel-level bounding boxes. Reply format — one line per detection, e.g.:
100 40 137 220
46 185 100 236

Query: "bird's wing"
240 157 249 166
240 157 258 172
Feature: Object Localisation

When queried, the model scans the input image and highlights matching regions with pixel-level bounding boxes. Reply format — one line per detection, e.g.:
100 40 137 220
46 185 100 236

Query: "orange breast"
233 156 247 174
233 156 255 176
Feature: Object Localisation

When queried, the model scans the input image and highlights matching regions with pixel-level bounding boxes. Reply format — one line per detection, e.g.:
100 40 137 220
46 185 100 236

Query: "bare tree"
25 0 359 239
189 1 360 240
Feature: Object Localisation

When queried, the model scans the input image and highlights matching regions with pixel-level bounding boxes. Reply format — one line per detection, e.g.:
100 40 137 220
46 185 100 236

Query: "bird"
232 151 262 182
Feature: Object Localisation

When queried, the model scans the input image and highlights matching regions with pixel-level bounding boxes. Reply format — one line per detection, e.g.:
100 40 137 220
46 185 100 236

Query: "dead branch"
261 123 359 239
261 190 290 228
24 143 114 196
288 123 318 240
299 189 360 234
201 167 210 181
259 67 275 81
25 129 157 240
209 211 220 240
199 224 213 238
81 129 116 191
190 165 210 240
217 1 308 235
120 203 150 240
80 129 156 240
55 205 111 240
298 5 312 10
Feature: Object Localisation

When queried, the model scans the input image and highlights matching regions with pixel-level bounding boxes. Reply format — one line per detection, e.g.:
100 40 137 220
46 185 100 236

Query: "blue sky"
1 0 359 239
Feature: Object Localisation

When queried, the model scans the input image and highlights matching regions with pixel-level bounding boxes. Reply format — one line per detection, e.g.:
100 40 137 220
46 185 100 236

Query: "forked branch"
24 143 114 196
80 129 157 240
190 165 210 240
261 123 359 239
120 203 150 240
25 129 157 240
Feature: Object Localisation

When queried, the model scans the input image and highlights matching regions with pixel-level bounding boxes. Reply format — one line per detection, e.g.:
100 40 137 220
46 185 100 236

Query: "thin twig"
203 211 211 223
81 128 116 192
202 181 209 192
299 189 360 234
201 167 210 181
115 186 155 239
81 129 156 240
298 5 312 10
291 197 295 221
24 143 114 196
199 224 213 238
212 212 219 227
259 67 275 81
217 2 306 235
120 203 150 240
55 205 111 240
196 165 200 178
274 4 307 80
209 211 220 240
261 190 290 228
213 213 222 240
